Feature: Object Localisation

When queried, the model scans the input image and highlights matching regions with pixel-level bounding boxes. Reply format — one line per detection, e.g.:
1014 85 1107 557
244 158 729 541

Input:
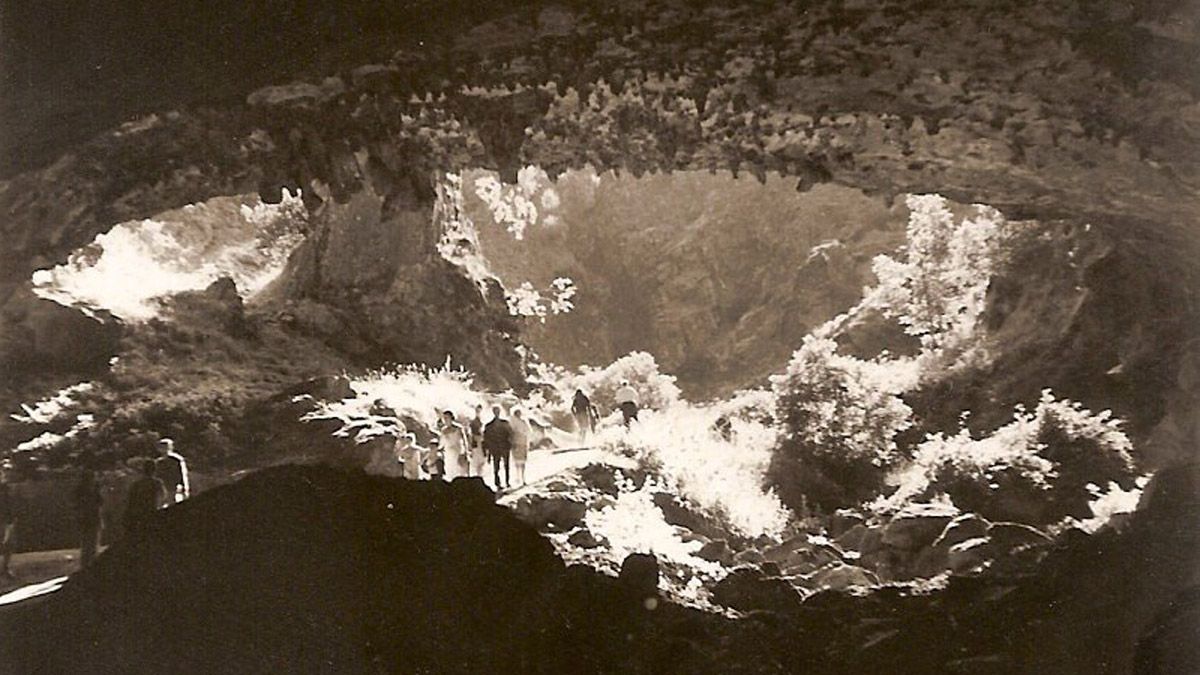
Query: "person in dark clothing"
482 405 514 490
0 467 16 580
571 389 597 442
124 459 165 539
155 438 189 503
73 467 103 568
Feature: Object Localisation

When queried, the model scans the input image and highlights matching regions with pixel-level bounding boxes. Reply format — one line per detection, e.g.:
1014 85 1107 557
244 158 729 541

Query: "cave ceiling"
2 0 1198 290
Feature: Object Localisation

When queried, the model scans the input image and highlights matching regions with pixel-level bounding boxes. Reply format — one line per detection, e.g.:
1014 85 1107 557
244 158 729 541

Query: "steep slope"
468 170 905 397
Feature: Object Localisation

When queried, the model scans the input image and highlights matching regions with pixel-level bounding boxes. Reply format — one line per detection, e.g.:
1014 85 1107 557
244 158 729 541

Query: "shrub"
768 336 913 513
594 404 790 539
879 390 1136 525
870 194 1007 355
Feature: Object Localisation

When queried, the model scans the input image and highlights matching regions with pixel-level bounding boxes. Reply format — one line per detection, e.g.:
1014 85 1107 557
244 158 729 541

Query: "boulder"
933 514 992 550
506 493 588 532
947 537 992 574
577 463 620 495
810 563 880 591
882 504 957 551
987 522 1052 553
711 568 805 614
567 529 602 549
733 548 767 567
835 523 883 555
828 510 867 538
651 492 737 545
618 553 660 603
763 535 845 575
697 539 735 565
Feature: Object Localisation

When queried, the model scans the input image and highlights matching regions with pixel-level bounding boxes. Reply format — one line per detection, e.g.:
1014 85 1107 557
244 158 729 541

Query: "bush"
594 404 790 539
560 351 681 415
768 336 913 514
881 390 1136 525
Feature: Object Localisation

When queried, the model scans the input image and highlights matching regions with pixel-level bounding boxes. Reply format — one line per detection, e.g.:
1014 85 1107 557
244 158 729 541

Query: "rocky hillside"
468 170 905 397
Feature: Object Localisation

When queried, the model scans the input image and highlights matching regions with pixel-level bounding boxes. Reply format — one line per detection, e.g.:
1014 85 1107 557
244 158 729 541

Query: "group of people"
0 437 191 582
570 381 642 442
367 404 533 491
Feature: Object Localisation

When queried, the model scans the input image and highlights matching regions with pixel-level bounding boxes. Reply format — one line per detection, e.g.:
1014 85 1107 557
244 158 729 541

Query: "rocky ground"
1 463 1195 674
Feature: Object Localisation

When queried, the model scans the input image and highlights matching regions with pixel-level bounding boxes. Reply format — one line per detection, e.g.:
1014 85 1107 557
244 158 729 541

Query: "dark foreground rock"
1 463 1196 675
0 466 689 674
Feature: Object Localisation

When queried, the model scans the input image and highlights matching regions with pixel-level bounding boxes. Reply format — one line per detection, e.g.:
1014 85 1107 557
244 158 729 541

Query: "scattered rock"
933 514 992 550
567 529 602 549
506 493 588 532
882 504 957 551
711 567 805 614
733 548 767 567
810 563 880 591
697 539 735 565
947 537 992 574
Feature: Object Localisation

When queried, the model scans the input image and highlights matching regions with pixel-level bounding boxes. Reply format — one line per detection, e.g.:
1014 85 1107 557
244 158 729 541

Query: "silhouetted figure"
510 408 531 486
483 405 513 490
124 459 165 538
713 415 733 442
571 389 597 441
155 438 189 503
468 404 487 478
73 467 103 568
614 380 640 428
0 466 16 580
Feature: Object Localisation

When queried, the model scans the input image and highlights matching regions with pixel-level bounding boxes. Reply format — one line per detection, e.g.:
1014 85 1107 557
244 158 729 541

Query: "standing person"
0 466 17 580
124 459 165 539
510 408 532 487
397 433 422 480
614 380 641 428
73 465 104 569
571 389 596 442
422 438 445 481
155 438 189 503
438 410 470 479
482 405 513 490
468 404 488 478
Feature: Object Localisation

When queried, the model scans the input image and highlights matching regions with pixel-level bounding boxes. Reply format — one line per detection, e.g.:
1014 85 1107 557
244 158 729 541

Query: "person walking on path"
614 380 641 428
571 389 597 442
73 465 104 569
124 459 166 539
397 433 423 480
0 466 17 580
438 410 471 479
483 405 514 490
155 438 190 503
468 404 488 478
510 408 532 487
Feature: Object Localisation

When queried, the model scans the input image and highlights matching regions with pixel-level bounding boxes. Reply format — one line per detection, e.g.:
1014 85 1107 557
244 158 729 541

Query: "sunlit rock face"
468 169 905 397
30 193 305 321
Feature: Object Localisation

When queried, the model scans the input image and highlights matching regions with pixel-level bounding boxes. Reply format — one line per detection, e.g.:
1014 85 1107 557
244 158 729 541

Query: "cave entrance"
455 167 907 398
29 192 308 322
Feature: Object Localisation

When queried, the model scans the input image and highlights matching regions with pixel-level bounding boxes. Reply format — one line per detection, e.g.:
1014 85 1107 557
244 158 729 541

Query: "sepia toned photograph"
1 1 1197 672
